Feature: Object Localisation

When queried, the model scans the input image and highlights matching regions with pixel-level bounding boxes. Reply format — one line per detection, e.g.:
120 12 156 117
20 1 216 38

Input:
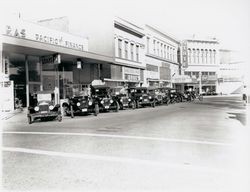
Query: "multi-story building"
143 25 180 87
217 49 244 94
181 38 220 93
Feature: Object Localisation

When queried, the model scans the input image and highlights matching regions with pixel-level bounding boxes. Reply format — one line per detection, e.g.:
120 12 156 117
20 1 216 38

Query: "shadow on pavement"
227 112 246 126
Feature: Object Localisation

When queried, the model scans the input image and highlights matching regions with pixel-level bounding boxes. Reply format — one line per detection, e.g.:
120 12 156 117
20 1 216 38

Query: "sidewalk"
0 108 26 121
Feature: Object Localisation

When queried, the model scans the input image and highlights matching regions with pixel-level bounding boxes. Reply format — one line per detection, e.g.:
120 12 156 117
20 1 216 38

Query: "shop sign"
40 54 61 65
172 75 197 83
3 18 88 52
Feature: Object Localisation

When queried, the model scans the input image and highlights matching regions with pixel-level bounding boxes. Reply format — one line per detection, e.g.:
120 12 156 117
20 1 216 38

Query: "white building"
143 25 180 87
217 49 244 94
182 38 220 93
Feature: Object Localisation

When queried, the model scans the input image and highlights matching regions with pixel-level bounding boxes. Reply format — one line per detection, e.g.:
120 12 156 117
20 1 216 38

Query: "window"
118 39 122 58
136 45 139 62
130 43 134 61
209 72 215 76
213 50 216 64
153 40 156 54
188 49 191 63
147 37 150 53
160 43 163 57
164 45 166 58
209 50 212 64
184 71 191 76
202 72 208 75
205 50 208 64
167 46 170 59
170 47 172 61
157 42 160 56
201 49 204 63
197 49 200 63
193 49 196 63
124 41 128 59
146 64 158 72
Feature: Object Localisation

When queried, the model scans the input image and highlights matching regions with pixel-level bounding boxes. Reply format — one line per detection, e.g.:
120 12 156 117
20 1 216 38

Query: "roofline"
145 24 180 44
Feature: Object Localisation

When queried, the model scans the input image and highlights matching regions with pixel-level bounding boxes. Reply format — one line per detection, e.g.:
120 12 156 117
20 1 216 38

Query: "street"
1 96 249 192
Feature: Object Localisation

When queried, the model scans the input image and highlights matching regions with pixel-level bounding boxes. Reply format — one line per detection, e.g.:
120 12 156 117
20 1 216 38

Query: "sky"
1 0 250 55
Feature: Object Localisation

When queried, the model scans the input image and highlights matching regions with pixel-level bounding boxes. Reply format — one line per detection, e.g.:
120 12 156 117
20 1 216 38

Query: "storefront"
1 17 113 111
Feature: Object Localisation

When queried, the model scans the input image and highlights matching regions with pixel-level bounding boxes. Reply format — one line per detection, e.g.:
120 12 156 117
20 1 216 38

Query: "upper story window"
213 50 216 64
188 48 191 64
118 39 122 58
209 72 216 76
157 42 160 56
160 43 163 57
209 50 212 64
136 45 139 62
124 41 128 59
167 46 170 60
201 49 204 63
131 43 134 61
153 40 156 54
196 49 200 63
164 45 166 59
169 47 172 61
205 49 208 64
147 37 150 53
193 49 196 64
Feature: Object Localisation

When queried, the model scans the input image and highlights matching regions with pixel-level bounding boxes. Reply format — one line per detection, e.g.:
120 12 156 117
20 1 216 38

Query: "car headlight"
34 106 39 111
128 98 131 102
101 100 104 104
49 105 54 110
77 102 80 106
149 96 152 99
120 99 123 102
88 101 93 105
140 97 142 99
110 100 113 103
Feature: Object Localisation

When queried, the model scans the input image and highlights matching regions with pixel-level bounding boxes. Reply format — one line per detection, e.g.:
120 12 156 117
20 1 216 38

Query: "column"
25 55 30 107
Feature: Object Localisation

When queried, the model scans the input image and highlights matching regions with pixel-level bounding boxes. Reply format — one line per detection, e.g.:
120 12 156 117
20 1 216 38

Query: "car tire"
94 104 99 116
115 101 119 112
131 101 136 110
28 116 32 124
70 105 74 118
58 115 62 122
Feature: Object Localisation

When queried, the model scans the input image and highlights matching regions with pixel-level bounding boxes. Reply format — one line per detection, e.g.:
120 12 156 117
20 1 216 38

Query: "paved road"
2 96 249 192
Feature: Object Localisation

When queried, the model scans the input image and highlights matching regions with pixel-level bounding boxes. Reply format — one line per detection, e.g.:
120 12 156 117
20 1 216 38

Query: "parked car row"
27 86 202 124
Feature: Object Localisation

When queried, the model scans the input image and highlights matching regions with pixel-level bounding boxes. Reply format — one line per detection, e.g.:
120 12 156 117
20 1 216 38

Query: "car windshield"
94 88 109 97
135 89 147 94
37 93 51 102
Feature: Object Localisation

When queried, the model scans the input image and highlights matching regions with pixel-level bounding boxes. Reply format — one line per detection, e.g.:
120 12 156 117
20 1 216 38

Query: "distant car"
91 85 120 112
63 96 99 118
27 91 62 124
110 87 136 110
127 87 156 108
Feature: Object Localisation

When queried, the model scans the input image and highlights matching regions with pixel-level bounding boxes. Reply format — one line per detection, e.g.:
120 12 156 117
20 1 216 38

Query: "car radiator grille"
39 105 49 112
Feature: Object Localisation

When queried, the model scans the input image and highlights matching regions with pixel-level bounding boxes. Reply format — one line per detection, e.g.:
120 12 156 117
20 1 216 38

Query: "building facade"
217 49 244 94
143 25 180 87
181 38 220 93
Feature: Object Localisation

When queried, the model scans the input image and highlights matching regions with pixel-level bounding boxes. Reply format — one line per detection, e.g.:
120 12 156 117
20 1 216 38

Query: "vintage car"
27 91 62 124
91 85 119 112
63 95 99 118
127 87 156 108
110 87 136 110
169 89 184 103
158 87 172 105
148 87 164 105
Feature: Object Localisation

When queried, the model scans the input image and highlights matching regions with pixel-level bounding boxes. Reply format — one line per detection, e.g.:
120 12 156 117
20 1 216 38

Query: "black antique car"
148 87 164 105
91 85 119 112
158 87 172 104
63 95 99 118
110 87 136 110
127 87 156 108
27 91 62 124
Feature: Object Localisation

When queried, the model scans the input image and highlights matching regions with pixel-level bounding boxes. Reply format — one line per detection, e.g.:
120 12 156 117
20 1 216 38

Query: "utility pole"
199 71 202 94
